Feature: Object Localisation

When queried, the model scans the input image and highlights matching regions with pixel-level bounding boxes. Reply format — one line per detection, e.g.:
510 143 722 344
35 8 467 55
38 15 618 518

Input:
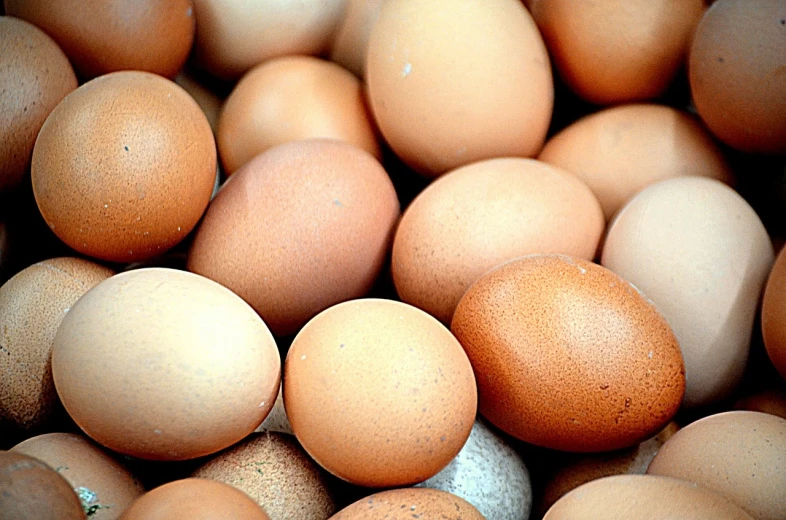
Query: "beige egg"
330 488 484 520
329 0 385 78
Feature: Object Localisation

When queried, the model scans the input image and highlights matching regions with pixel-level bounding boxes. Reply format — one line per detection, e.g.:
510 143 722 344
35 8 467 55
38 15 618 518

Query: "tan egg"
392 157 604 324
120 479 269 520
192 0 347 80
530 0 705 104
0 16 77 194
366 0 553 177
689 0 786 154
543 474 754 519
284 298 477 488
218 56 380 175
329 0 385 78
52 268 281 461
174 71 224 135
12 432 144 520
648 411 786 520
330 488 484 520
4 0 194 80
451 255 685 452
601 176 774 408
761 245 786 380
192 432 338 520
0 257 113 434
31 70 217 264
187 139 399 337
538 103 734 220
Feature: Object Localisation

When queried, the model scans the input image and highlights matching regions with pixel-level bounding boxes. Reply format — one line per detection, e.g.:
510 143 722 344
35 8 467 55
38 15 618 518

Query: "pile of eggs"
1 0 785 519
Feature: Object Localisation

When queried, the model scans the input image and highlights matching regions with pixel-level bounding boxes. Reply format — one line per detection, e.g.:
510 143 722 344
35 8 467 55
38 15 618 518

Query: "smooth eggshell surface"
329 488 484 520
761 245 786 380
329 0 385 78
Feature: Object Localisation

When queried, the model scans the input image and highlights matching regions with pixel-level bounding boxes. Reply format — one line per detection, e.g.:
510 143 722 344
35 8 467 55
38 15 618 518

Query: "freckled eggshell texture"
451 254 685 452
761 245 786 380
329 488 484 520
284 298 477 488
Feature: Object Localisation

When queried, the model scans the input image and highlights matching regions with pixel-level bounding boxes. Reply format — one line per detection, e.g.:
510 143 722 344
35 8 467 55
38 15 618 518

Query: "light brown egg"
329 0 385 78
192 432 338 520
187 139 399 337
284 298 477 488
4 0 194 80
12 432 144 520
601 176 774 408
689 0 786 154
31 70 217 264
392 157 604 324
761 245 786 380
530 0 705 104
451 254 685 452
329 488 484 520
366 0 553 177
0 257 113 435
538 103 734 220
218 55 380 175
0 16 77 194
52 268 281 461
648 411 786 520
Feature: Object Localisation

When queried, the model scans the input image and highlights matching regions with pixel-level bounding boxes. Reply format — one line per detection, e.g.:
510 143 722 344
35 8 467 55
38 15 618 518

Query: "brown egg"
32 70 217 264
392 157 604 324
0 450 85 519
735 389 786 421
601 177 775 408
451 254 685 452
174 71 224 135
530 0 705 104
187 139 399 337
4 0 194 80
329 488 484 520
284 298 477 488
12 432 144 519
543 474 754 519
0 257 113 435
538 103 734 220
689 0 786 154
648 411 786 520
217 55 380 175
120 478 269 520
329 0 385 78
761 245 786 380
0 16 77 193
192 432 338 520
52 268 281 461
366 0 553 177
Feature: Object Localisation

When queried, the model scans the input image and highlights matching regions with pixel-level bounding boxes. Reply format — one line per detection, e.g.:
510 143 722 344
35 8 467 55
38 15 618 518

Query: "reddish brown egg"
761 245 786 380
330 488 484 520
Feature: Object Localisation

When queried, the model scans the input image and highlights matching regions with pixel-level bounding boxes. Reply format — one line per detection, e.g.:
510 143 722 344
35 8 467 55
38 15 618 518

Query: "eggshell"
187 139 399 337
284 298 477 488
647 411 786 520
543 474 754 519
392 157 604 324
0 257 113 434
217 55 380 175
451 254 685 452
329 488 484 520
12 432 144 519
119 478 270 520
0 16 77 193
689 0 786 154
329 0 385 78
538 103 734 220
51 268 281 461
415 417 532 520
530 0 705 104
601 176 774 408
31 70 217 264
366 0 553 177
761 245 786 380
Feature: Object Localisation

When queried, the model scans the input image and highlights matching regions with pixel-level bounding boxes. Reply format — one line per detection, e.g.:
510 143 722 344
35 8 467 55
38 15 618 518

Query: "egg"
329 0 385 78
329 488 484 520
735 389 786 420
4 0 195 80
366 0 553 177
538 103 734 220
688 0 786 154
451 254 685 452
392 157 604 324
217 55 380 175
284 298 477 488
31 70 217 264
174 71 224 135
761 245 786 380
0 16 77 194
52 268 281 461
187 139 399 337
647 411 786 520
601 176 774 408
12 432 144 519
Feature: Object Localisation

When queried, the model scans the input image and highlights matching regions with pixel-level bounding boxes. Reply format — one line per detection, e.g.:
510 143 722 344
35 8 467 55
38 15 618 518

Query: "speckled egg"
329 488 484 520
